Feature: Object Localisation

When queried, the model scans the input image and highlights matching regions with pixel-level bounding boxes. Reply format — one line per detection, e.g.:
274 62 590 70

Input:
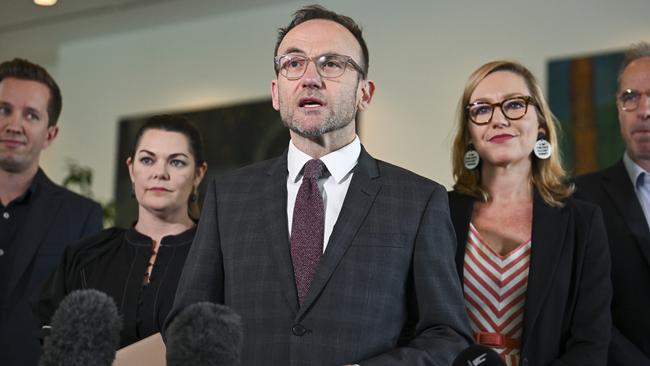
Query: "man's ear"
271 79 280 111
357 79 375 111
42 126 59 149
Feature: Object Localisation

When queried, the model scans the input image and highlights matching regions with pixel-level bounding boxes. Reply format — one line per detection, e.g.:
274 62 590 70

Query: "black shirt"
35 226 196 348
0 171 41 300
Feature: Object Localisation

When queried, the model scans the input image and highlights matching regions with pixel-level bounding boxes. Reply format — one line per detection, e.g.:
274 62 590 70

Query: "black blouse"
35 226 196 348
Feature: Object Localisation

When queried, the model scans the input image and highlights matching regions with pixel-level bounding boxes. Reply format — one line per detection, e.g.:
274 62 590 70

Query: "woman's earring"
189 187 198 202
534 132 552 160
130 183 135 198
464 143 480 170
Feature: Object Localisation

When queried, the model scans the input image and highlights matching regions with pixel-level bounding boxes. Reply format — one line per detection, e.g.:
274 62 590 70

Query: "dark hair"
617 42 650 90
274 4 369 77
131 114 206 220
0 58 62 127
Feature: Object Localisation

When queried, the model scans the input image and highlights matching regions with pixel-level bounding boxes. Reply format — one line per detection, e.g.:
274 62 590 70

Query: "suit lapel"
297 148 381 318
521 191 568 349
261 154 299 313
601 161 650 266
6 172 63 298
449 192 474 281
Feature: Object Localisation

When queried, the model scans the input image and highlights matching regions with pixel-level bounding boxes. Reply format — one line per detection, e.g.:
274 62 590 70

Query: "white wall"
16 0 649 202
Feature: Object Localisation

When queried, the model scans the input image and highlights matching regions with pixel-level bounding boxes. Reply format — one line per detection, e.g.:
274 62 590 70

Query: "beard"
0 158 28 173
0 151 33 173
279 86 359 138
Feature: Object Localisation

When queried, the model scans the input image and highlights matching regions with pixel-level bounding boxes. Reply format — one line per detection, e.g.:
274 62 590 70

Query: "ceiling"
0 0 294 60
0 0 155 32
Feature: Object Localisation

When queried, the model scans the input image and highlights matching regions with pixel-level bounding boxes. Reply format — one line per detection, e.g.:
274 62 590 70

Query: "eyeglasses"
619 89 650 111
466 96 535 125
274 53 365 80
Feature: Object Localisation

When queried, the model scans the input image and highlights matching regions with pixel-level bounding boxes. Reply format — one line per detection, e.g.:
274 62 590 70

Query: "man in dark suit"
0 58 103 365
166 5 471 365
575 42 650 366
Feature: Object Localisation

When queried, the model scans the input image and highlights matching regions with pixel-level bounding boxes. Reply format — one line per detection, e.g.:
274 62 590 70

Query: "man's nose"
638 93 650 119
2 113 23 133
301 60 323 88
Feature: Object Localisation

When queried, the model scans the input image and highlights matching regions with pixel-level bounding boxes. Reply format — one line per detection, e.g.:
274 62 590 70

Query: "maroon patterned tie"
291 159 326 305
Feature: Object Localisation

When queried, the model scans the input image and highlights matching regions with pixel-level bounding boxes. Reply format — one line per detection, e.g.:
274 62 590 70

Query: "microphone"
452 344 506 366
39 289 122 366
165 302 243 366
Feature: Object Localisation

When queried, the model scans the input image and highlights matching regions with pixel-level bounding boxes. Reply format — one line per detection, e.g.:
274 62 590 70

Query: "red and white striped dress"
463 223 531 366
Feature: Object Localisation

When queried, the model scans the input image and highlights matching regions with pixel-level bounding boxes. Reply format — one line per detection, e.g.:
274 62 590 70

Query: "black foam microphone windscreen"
166 302 243 366
39 289 121 366
452 344 507 366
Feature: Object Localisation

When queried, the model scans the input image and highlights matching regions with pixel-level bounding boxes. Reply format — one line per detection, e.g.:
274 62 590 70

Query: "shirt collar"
287 135 361 184
623 152 648 187
125 226 197 247
10 168 44 206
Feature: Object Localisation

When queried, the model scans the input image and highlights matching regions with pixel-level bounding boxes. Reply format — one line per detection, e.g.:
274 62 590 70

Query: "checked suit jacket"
166 147 472 366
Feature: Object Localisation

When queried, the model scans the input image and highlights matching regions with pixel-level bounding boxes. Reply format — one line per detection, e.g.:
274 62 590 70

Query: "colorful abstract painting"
548 50 625 176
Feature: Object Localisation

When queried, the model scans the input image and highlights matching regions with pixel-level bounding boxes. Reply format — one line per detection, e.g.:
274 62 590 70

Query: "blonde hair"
451 60 574 207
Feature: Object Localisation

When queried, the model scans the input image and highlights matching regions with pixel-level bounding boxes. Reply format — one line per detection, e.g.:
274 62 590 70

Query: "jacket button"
291 324 307 336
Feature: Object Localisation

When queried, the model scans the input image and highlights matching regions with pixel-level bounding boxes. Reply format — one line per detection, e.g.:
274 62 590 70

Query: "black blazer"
575 160 650 366
448 190 612 366
0 169 103 366
166 148 473 365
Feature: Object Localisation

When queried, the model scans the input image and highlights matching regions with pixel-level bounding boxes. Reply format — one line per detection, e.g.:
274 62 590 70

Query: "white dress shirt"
287 136 360 251
623 152 650 231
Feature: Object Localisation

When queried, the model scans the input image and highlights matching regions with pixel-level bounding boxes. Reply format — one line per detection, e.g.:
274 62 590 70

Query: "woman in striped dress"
447 60 612 366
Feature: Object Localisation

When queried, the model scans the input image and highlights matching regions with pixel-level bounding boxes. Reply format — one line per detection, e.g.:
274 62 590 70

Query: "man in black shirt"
0 58 103 365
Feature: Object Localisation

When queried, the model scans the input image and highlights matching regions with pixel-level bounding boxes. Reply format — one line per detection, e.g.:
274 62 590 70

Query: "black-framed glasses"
619 89 650 111
466 96 535 125
274 53 365 80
